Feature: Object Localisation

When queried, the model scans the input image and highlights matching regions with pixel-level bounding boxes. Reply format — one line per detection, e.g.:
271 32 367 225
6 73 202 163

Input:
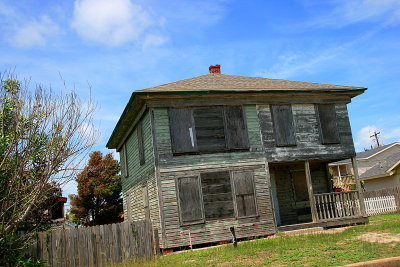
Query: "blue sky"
1 0 400 202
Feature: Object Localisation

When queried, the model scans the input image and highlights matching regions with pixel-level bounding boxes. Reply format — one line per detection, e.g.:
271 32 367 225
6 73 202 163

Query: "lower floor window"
176 169 258 225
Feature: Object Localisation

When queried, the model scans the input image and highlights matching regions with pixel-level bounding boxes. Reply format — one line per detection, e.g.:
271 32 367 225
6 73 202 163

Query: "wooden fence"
362 187 400 216
29 220 159 267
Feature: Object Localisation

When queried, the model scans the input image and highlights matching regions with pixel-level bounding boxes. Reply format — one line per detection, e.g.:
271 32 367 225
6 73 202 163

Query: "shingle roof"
360 152 400 179
136 73 364 92
330 142 400 165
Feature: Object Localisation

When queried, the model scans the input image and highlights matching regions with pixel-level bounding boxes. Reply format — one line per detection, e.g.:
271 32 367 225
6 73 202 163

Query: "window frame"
175 174 205 226
231 170 259 219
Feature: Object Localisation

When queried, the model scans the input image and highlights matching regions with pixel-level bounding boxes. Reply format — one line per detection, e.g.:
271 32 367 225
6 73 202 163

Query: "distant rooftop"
360 151 400 179
329 142 400 165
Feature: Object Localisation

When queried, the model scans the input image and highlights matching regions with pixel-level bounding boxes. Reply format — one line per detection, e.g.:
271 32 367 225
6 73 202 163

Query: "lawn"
119 212 400 267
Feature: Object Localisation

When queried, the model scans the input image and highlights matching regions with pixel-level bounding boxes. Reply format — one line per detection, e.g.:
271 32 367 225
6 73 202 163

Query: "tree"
0 73 96 263
69 151 122 225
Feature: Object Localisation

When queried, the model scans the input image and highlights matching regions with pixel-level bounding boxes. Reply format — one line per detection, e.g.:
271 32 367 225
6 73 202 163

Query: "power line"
370 131 381 147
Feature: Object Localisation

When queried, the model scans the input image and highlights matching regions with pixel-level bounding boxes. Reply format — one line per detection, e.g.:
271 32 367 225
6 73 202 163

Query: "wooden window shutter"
168 108 198 153
177 176 204 224
224 106 250 150
270 105 297 147
122 144 129 177
137 121 145 165
232 170 257 218
316 104 340 144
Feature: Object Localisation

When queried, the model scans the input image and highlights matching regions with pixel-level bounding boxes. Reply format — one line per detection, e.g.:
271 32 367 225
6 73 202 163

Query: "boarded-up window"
270 105 296 147
122 144 129 177
316 104 340 144
224 106 250 150
232 170 257 218
194 107 226 152
169 108 198 153
177 176 204 224
137 121 145 165
201 171 234 220
142 184 150 221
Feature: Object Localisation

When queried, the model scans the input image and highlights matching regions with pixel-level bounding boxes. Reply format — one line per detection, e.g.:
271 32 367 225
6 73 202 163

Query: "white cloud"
142 34 168 49
310 0 400 28
356 125 383 148
356 125 400 149
10 15 59 48
71 0 153 46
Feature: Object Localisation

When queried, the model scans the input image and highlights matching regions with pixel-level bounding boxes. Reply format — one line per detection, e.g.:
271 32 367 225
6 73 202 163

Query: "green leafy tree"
0 74 96 265
69 151 122 225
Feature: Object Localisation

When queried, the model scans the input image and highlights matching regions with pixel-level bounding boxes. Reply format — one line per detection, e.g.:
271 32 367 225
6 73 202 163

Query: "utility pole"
370 131 381 147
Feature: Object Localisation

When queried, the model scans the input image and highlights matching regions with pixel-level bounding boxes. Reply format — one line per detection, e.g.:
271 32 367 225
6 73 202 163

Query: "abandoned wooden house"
106 65 368 250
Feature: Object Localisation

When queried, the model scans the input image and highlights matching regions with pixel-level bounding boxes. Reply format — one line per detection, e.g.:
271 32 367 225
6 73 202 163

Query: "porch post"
351 157 367 216
305 161 318 222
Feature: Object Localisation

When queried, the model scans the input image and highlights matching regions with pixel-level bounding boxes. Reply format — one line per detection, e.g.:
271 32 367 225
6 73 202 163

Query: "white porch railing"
313 191 362 222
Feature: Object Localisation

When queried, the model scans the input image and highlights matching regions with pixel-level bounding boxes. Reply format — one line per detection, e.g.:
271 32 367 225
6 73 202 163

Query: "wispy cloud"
71 0 159 46
308 0 400 28
10 15 60 48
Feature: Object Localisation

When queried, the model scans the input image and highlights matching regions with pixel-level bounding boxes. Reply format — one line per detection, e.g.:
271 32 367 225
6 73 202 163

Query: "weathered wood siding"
120 111 161 240
121 111 155 192
153 105 265 171
158 166 275 248
123 173 161 240
257 104 355 162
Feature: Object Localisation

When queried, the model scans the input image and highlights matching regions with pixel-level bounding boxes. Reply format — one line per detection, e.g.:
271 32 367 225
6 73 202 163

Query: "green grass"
116 212 400 267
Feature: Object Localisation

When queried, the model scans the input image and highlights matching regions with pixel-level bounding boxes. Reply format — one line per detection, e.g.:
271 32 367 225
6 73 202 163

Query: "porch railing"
313 191 361 222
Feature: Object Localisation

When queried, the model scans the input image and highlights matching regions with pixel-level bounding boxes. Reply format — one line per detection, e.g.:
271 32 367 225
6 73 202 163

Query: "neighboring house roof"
360 152 400 180
137 73 364 92
329 142 400 165
107 68 366 149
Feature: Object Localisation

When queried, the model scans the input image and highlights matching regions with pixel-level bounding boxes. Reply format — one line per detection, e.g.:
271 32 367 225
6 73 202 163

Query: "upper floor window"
270 105 296 147
137 120 145 165
121 143 129 177
168 106 249 154
315 104 340 144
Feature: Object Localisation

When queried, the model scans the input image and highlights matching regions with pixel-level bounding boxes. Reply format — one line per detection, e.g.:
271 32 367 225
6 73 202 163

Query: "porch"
270 158 367 229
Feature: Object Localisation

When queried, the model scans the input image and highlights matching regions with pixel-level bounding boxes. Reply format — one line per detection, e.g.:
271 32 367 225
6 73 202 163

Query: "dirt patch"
356 232 400 243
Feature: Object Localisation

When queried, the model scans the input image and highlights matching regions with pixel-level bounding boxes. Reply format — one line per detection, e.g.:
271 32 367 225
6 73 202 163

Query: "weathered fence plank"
29 221 158 267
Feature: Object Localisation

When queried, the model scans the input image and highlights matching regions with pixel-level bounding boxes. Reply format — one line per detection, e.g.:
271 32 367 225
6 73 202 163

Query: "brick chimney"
209 64 221 74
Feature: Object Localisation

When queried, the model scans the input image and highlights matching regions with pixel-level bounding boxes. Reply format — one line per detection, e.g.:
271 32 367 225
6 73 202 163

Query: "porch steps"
278 222 325 232
279 227 324 236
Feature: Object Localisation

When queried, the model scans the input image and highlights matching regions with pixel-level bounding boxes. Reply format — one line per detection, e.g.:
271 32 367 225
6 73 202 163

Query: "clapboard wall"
152 105 265 171
257 103 355 162
157 165 276 248
121 111 155 192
